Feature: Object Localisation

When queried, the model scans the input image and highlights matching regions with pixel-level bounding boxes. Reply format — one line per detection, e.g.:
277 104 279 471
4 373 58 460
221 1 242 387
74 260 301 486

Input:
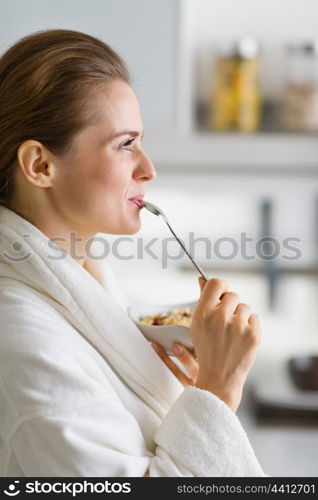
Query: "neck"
8 201 96 268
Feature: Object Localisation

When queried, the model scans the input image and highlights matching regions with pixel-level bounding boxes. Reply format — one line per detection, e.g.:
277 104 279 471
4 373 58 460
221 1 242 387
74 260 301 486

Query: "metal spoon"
142 200 208 282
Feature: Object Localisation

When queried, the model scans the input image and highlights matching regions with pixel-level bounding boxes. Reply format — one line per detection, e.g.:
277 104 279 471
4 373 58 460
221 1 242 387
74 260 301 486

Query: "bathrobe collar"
0 205 184 418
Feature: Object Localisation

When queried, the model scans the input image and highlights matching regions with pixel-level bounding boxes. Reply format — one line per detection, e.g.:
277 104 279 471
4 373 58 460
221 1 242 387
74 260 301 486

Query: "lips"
128 194 144 208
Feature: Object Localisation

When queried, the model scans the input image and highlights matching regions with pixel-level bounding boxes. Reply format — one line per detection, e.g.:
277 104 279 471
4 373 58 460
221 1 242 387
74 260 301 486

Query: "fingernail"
151 342 159 353
172 344 184 356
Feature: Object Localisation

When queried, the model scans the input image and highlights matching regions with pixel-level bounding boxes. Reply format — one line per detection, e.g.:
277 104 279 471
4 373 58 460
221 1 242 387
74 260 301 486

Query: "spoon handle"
164 220 208 282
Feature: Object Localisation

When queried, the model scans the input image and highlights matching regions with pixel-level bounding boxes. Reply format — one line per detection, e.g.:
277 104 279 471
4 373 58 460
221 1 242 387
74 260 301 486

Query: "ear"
17 140 54 189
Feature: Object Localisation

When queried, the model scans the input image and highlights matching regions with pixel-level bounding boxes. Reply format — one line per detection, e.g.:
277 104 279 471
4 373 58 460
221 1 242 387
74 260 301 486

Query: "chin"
122 215 142 235
100 221 141 235
119 223 142 235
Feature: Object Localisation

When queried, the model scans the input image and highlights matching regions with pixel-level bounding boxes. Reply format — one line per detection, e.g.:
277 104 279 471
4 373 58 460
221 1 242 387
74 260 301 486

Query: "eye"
120 138 135 151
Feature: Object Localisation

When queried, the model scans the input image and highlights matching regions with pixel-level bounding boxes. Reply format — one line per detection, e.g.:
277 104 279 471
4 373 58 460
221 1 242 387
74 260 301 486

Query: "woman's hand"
151 342 199 387
192 277 262 413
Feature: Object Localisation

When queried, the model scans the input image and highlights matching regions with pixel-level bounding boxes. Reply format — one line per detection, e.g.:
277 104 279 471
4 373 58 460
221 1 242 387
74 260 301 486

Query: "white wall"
0 0 179 130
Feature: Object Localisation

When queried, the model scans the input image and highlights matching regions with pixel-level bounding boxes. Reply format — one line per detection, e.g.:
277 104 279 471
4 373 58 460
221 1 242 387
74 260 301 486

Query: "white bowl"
128 300 197 354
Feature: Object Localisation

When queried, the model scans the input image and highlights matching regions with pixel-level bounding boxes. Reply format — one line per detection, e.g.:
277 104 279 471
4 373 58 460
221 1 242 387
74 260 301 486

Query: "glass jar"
209 37 261 132
281 42 318 131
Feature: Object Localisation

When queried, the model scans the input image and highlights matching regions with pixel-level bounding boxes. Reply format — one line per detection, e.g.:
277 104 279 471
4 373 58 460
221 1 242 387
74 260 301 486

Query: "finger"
218 291 240 315
234 303 251 321
197 277 229 311
248 314 262 344
171 343 199 380
151 342 193 385
248 313 260 328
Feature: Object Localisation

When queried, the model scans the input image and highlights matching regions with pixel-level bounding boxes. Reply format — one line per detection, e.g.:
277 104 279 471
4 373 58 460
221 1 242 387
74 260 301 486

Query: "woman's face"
52 80 157 235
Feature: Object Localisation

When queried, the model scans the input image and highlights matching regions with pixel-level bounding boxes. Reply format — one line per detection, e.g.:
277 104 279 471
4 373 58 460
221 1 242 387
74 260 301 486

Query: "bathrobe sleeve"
0 290 266 477
8 388 266 477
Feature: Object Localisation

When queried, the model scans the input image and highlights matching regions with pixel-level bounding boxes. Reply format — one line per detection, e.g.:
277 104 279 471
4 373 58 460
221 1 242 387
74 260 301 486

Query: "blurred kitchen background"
1 0 318 476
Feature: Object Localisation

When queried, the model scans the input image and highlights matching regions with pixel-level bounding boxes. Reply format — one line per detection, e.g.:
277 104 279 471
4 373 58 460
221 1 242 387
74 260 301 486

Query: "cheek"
58 160 129 206
92 165 129 200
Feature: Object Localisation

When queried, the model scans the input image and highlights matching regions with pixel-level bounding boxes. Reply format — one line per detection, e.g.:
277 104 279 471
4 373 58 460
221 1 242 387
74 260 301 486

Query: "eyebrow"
110 130 144 140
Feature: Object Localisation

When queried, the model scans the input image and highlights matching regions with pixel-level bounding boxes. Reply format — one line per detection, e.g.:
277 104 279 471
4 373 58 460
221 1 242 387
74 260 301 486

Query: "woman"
0 29 265 477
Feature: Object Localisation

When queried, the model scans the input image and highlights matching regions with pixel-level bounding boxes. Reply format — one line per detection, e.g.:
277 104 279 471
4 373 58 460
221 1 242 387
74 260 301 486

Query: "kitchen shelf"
143 131 318 174
176 0 318 149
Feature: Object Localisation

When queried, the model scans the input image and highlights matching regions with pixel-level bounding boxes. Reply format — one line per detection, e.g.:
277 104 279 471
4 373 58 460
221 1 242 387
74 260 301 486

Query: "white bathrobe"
0 205 266 477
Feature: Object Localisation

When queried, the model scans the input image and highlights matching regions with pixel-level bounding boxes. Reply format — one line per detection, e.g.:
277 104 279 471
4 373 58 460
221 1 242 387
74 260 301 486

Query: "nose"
134 149 157 182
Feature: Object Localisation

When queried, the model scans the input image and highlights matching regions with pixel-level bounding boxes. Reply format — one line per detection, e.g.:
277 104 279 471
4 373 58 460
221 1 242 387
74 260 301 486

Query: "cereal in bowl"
139 308 193 327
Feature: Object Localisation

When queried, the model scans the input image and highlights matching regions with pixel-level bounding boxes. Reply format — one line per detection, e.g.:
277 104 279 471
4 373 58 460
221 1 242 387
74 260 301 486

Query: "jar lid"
217 37 260 59
235 37 260 59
